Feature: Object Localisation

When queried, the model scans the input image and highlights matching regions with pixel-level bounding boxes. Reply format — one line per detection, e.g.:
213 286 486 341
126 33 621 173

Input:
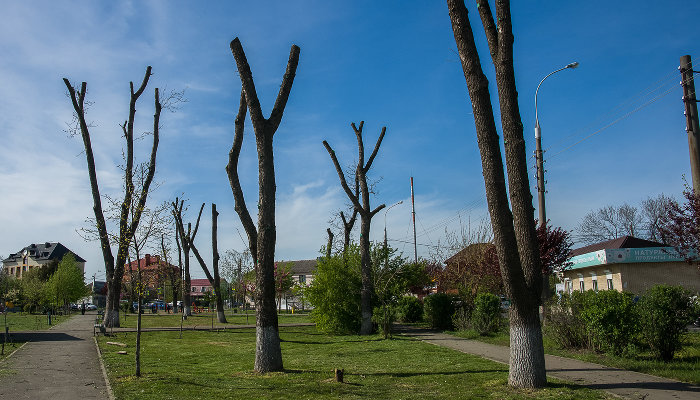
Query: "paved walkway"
396 325 700 400
0 313 110 400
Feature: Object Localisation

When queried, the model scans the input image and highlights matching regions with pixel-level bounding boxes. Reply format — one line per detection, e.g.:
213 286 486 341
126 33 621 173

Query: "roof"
570 236 665 257
125 254 179 272
3 242 86 263
281 259 317 275
444 243 491 265
190 279 212 286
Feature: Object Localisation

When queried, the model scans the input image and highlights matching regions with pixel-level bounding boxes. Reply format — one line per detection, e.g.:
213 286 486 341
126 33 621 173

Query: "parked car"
85 304 97 311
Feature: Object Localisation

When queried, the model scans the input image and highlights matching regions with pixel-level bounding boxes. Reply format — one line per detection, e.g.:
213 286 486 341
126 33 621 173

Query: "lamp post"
383 200 404 259
534 61 579 227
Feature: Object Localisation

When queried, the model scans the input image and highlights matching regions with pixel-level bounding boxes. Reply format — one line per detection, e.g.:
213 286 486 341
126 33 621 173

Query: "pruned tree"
447 0 546 387
226 37 300 373
189 203 227 323
323 121 387 335
63 67 161 328
171 198 204 317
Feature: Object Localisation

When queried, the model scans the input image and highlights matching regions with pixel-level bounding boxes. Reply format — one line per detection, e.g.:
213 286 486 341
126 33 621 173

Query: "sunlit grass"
98 325 612 400
118 311 311 328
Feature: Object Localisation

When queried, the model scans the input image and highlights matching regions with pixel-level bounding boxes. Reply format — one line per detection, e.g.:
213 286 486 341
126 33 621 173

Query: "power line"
549 72 683 160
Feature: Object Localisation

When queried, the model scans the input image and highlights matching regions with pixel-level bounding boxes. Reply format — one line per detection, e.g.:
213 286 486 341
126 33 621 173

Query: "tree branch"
268 45 301 133
191 202 205 241
230 38 266 133
352 121 365 169
226 89 258 256
476 0 498 58
62 78 114 275
364 126 386 173
323 140 363 213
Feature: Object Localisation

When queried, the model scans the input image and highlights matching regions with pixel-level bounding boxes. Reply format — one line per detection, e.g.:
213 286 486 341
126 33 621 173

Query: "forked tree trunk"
64 68 160 328
323 122 386 335
189 203 227 323
447 0 546 388
228 38 300 372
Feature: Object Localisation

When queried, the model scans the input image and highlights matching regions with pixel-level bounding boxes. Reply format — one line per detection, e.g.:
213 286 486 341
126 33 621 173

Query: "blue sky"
0 1 697 282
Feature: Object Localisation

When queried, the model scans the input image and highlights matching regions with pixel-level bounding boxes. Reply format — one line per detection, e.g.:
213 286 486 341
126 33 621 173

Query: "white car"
85 304 97 311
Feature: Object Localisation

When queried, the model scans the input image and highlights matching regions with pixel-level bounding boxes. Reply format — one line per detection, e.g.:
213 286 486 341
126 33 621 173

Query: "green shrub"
305 246 362 334
636 285 694 361
471 292 502 335
424 293 455 330
544 293 589 350
452 305 471 331
578 290 637 355
396 296 423 323
372 304 397 338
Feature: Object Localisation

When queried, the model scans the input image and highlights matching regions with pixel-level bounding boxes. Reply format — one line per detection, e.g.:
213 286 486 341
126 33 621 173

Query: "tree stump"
334 368 344 383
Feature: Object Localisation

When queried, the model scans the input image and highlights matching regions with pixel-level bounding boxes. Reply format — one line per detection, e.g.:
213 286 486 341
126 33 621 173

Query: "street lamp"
534 61 579 226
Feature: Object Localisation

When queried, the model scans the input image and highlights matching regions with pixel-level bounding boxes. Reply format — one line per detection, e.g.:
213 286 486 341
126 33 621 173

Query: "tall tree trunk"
64 68 160 328
183 246 192 316
358 215 374 334
189 203 227 323
447 0 546 388
323 122 386 335
228 38 299 372
135 247 142 377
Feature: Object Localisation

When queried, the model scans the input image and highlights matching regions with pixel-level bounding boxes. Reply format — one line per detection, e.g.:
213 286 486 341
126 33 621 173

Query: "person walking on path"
396 325 700 400
0 313 110 400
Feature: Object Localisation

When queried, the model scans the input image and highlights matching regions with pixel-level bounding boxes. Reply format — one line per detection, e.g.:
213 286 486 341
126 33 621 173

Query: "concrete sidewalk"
0 313 110 400
396 325 700 400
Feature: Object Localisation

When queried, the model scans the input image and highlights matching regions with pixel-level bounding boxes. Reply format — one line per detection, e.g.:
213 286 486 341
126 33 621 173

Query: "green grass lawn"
450 327 700 384
118 311 312 328
0 312 72 331
97 325 612 400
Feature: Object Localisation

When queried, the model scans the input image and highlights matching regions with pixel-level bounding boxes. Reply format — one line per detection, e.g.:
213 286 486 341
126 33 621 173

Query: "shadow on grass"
358 368 508 378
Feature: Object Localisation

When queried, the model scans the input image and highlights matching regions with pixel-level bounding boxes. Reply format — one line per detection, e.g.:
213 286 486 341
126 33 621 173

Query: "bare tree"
226 38 300 373
447 0 546 387
171 199 204 317
323 121 387 335
641 194 674 242
189 204 227 323
63 67 160 328
129 198 169 378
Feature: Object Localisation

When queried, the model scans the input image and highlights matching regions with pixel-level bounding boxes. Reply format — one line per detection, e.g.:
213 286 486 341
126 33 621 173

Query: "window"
298 275 306 285
579 280 585 292
192 287 198 293
592 280 598 292
607 278 613 290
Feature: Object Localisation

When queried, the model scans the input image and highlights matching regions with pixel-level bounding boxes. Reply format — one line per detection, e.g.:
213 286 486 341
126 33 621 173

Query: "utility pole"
681 55 700 194
534 127 546 226
410 177 418 264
